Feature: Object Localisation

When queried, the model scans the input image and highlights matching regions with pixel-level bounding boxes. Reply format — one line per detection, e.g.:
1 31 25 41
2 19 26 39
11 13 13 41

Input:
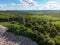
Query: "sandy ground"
0 25 38 45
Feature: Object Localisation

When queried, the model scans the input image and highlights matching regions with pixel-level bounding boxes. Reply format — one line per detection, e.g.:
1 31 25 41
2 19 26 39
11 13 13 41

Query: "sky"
0 0 60 10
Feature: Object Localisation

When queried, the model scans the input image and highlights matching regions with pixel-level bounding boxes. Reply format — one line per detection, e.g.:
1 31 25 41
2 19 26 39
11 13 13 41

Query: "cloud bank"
0 0 60 10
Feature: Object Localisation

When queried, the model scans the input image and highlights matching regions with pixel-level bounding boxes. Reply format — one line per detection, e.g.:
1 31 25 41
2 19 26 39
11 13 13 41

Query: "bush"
45 39 55 45
10 21 16 24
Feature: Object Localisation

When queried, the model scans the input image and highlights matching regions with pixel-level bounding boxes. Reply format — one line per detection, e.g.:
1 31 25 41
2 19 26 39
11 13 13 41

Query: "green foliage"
45 39 55 45
0 11 60 45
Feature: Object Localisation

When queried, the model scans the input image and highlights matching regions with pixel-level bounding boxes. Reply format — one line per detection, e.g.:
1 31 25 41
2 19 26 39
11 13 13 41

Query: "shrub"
45 39 55 45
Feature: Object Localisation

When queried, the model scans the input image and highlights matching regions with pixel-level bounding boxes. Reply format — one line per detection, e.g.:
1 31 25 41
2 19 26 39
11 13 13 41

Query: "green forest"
0 11 60 45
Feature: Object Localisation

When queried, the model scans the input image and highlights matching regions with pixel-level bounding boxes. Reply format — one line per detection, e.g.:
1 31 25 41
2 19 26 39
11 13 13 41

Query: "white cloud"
9 3 16 6
0 4 8 7
18 0 43 10
44 1 60 10
19 0 34 3
18 0 60 10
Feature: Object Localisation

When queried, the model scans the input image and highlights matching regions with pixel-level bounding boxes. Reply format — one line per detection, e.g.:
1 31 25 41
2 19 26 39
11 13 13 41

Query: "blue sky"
0 0 20 4
0 0 60 10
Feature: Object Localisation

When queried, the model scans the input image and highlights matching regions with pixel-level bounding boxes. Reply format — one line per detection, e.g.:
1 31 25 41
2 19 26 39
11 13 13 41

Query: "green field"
0 11 60 45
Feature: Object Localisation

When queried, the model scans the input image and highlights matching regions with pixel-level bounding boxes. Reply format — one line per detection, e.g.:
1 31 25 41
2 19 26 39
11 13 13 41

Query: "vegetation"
0 11 60 45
